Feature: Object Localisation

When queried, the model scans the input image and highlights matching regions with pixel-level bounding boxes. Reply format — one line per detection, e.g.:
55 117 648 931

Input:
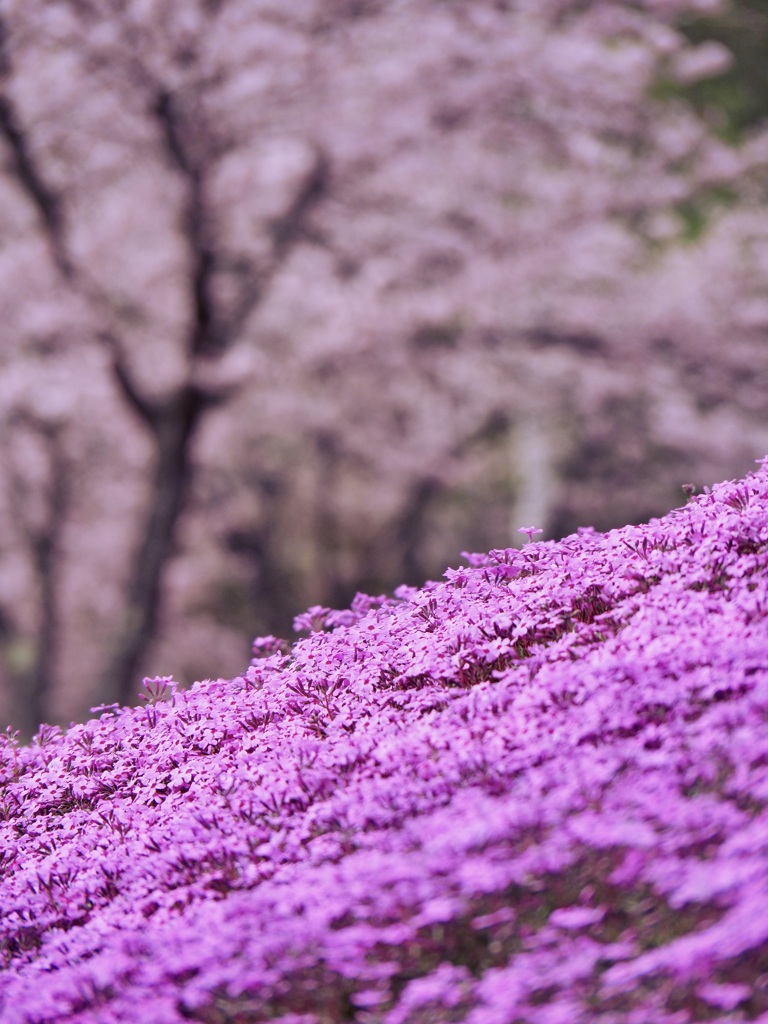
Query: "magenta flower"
517 526 544 543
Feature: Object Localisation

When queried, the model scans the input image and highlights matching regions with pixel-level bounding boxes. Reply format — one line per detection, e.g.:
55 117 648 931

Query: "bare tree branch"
152 89 222 358
269 146 329 263
97 331 163 431
0 18 72 277
0 96 69 266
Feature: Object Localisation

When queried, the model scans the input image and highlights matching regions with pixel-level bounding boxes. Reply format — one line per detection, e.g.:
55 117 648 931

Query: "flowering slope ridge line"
2 463 768 1023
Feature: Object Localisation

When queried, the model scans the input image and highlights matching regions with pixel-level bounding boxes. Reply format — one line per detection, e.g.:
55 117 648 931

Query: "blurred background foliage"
0 0 767 736
676 0 768 140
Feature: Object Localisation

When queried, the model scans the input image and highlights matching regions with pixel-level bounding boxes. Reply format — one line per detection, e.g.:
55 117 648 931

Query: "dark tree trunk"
102 388 204 706
6 423 69 738
0 53 328 718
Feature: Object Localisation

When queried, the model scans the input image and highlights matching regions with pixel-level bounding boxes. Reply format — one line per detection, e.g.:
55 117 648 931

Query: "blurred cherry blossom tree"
0 0 767 734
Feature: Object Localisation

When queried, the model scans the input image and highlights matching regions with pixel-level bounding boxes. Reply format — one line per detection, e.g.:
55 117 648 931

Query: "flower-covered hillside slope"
3 464 768 1024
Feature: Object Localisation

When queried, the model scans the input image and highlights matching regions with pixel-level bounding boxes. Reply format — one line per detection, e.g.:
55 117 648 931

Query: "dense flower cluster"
2 460 768 1022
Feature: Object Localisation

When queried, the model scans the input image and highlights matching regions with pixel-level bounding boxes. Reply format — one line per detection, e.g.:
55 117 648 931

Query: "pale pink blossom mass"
0 0 766 733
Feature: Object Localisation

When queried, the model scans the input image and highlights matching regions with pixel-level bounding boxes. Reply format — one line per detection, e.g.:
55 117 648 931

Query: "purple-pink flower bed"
3 462 768 1023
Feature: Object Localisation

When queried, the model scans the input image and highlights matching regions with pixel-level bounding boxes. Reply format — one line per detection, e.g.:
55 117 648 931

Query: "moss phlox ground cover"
2 460 768 1022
